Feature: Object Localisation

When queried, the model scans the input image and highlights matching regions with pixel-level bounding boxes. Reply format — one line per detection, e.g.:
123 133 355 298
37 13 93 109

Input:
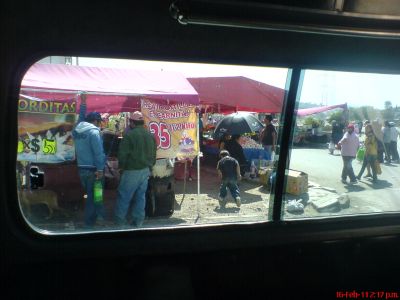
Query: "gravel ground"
25 162 271 233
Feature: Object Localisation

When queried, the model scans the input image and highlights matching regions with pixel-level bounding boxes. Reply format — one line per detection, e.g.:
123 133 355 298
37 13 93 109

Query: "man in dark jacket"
72 92 106 227
114 111 156 227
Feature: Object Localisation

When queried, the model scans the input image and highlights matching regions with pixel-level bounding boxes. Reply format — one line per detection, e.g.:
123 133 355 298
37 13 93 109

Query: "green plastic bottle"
93 179 103 204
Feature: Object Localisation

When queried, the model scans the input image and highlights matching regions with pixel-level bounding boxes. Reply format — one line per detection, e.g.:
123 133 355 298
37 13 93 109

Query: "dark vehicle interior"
2 0 400 298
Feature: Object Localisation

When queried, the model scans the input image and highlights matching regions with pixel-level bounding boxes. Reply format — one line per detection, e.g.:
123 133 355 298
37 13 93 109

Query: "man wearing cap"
114 111 156 227
338 123 360 184
72 92 106 227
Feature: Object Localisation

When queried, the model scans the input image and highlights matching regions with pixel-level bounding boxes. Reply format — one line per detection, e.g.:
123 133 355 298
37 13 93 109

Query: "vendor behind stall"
260 115 277 156
224 134 247 176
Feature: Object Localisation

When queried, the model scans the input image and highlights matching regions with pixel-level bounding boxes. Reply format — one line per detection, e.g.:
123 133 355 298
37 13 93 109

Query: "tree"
303 116 323 128
349 107 362 122
360 106 379 121
327 110 344 124
383 101 395 120
384 101 393 110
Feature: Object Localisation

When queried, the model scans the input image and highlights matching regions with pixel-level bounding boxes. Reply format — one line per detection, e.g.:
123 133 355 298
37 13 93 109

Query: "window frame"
6 54 400 262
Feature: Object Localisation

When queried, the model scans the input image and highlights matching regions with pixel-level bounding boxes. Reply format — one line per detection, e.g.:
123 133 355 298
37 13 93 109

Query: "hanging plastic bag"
375 160 382 175
356 147 365 162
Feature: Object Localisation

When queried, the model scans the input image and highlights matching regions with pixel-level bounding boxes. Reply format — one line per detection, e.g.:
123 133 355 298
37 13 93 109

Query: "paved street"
288 145 400 217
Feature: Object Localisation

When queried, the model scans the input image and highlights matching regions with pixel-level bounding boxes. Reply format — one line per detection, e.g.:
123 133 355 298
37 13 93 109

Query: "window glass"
284 70 400 219
17 57 288 233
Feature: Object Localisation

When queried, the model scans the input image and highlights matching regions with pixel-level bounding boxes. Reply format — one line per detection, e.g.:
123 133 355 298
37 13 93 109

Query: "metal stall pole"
196 109 201 220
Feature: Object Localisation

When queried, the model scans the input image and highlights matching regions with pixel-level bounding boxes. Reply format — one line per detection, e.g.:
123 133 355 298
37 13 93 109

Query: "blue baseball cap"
85 112 103 122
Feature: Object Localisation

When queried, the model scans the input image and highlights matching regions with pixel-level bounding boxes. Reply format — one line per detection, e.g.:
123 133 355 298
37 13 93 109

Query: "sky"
78 57 400 110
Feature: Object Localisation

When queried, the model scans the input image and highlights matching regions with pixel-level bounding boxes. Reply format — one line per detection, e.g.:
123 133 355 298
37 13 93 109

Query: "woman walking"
357 124 378 183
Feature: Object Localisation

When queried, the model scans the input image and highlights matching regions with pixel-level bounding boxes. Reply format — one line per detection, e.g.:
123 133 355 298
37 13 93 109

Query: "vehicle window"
16 57 288 234
283 70 400 219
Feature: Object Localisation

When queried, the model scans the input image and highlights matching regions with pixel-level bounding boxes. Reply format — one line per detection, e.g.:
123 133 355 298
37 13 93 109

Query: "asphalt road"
289 145 400 215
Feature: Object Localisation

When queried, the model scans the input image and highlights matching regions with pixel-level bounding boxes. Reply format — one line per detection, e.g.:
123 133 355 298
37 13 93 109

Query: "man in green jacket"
114 111 156 227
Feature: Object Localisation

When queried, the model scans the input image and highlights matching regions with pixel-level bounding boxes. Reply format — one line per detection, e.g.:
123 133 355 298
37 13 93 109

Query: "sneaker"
364 174 372 178
218 196 226 208
341 179 347 184
235 196 241 207
349 179 358 185
356 176 361 180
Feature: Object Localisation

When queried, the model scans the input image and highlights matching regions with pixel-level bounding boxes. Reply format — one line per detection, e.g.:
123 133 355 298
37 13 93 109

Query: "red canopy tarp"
296 103 348 117
21 63 199 113
187 76 285 113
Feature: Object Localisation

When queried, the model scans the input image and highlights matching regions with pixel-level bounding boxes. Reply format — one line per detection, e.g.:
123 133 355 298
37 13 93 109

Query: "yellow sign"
17 97 76 163
141 99 199 159
42 139 57 154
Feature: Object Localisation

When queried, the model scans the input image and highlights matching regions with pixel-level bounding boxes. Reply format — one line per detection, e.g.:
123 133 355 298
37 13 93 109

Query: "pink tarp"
187 76 285 113
21 63 199 113
296 103 348 117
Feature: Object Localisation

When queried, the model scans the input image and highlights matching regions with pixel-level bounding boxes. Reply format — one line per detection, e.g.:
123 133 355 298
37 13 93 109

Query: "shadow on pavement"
240 191 264 204
344 184 366 192
363 179 393 190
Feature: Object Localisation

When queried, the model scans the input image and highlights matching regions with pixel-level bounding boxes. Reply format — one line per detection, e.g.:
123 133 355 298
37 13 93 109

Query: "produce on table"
239 136 263 149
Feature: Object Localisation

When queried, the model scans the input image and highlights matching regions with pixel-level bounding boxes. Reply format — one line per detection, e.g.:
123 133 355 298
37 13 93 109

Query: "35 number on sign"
149 122 171 149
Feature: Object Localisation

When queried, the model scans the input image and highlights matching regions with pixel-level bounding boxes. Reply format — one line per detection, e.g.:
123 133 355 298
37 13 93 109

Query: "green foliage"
360 106 378 121
349 107 362 122
384 101 393 110
303 116 323 128
383 101 395 120
327 110 344 124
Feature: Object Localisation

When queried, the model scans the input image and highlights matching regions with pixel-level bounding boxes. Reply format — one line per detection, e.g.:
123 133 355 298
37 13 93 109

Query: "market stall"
18 63 200 217
188 76 284 168
187 76 285 113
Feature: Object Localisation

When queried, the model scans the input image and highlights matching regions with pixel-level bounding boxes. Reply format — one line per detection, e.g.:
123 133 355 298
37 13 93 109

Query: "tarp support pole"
196 110 200 218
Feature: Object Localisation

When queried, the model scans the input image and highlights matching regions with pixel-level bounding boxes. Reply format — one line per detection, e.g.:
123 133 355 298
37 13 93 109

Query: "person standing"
224 134 247 176
360 122 373 178
218 133 230 151
356 124 378 183
390 122 399 163
217 150 242 208
260 115 277 158
358 121 363 136
330 120 344 154
114 111 156 227
382 121 392 163
72 93 106 227
338 124 360 184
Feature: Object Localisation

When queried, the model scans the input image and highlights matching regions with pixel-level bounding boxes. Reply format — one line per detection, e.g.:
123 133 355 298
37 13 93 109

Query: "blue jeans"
219 178 240 199
114 168 150 226
357 155 377 180
263 145 273 157
79 169 105 226
341 156 356 181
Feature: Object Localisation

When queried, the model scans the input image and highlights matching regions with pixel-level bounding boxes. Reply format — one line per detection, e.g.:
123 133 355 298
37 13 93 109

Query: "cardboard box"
259 167 274 186
286 170 308 196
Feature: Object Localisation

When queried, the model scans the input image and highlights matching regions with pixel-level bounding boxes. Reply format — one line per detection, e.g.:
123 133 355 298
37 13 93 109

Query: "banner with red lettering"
141 99 199 159
17 96 77 163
